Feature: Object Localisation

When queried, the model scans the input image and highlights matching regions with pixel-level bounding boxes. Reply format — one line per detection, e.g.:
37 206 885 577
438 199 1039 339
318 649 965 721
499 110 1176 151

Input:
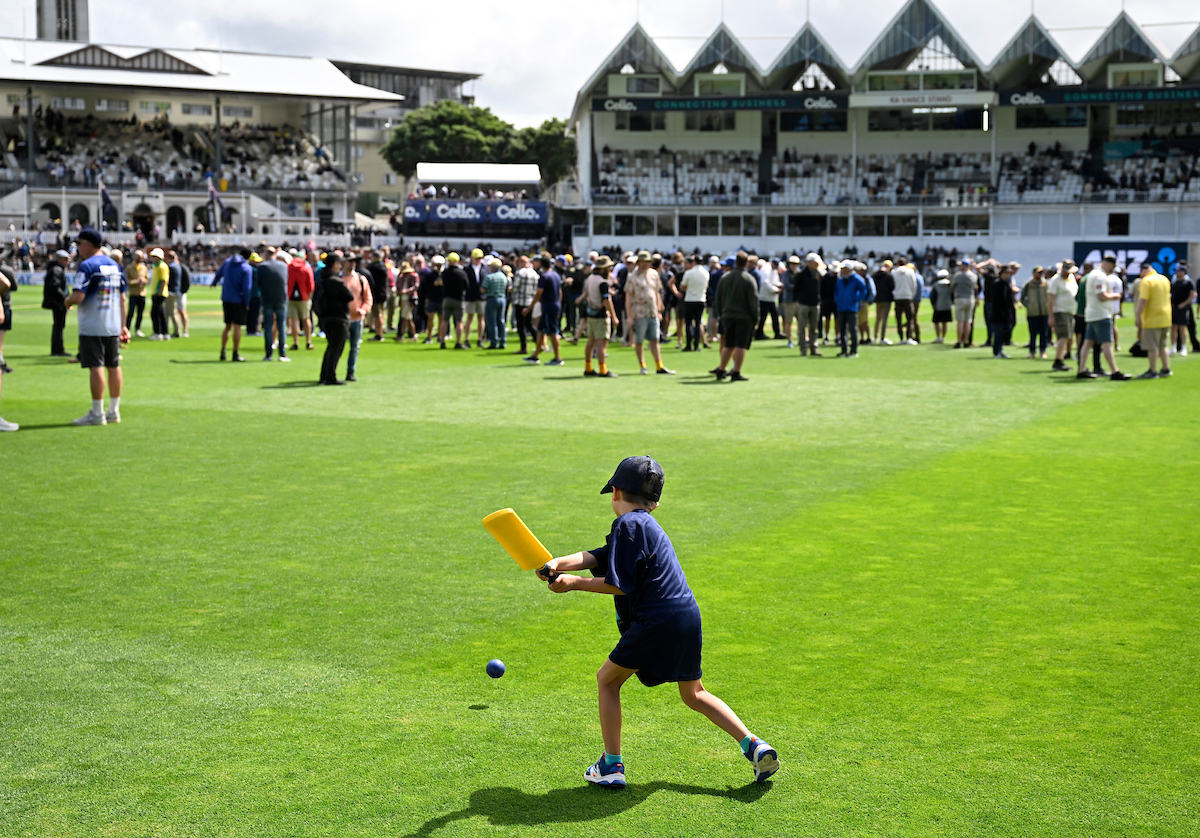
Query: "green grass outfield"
1 289 1197 837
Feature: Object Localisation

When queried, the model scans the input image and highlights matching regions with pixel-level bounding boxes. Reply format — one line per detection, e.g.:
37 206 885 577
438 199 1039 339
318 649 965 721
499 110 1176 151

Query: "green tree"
508 118 576 187
380 100 514 178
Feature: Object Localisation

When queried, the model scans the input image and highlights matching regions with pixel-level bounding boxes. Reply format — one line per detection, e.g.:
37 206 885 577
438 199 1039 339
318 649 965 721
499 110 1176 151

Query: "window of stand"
1115 102 1200 129
685 111 736 131
1016 105 1088 129
868 107 983 131
779 110 848 132
615 111 667 131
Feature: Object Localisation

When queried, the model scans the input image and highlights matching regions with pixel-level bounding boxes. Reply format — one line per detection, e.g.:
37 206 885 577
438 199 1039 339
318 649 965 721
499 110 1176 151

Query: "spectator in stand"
147 247 171 341
623 251 672 375
1020 266 1050 359
835 261 869 358
344 255 372 381
287 249 315 351
712 251 757 381
1170 263 1196 356
1135 262 1173 378
525 254 565 367
258 250 290 362
794 254 824 357
366 251 389 342
0 270 13 430
438 252 468 350
125 249 147 337
43 249 74 358
1047 262 1079 372
872 260 895 345
395 260 419 342
1077 255 1131 380
986 262 1019 359
65 228 129 425
891 260 917 345
216 247 252 362
462 248 488 349
950 259 978 348
421 254 444 344
317 254 354 386
678 254 709 352
929 269 952 343
511 255 539 355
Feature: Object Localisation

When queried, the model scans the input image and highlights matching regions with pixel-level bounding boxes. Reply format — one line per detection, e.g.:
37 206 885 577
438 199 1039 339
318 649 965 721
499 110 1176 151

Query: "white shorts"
953 298 974 323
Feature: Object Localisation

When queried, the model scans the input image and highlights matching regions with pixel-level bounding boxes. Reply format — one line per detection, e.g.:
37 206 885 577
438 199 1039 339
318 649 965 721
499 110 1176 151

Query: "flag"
99 180 115 216
207 177 228 220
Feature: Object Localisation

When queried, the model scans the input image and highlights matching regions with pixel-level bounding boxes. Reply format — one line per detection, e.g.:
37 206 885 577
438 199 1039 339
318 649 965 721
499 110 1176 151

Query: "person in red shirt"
286 250 315 350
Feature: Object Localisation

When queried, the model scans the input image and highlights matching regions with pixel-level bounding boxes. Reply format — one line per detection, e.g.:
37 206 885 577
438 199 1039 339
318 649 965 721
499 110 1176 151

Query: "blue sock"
740 735 755 756
603 752 623 767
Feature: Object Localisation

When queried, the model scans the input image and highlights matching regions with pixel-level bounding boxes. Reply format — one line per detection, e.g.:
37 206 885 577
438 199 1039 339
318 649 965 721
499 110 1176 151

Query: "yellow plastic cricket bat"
482 508 555 577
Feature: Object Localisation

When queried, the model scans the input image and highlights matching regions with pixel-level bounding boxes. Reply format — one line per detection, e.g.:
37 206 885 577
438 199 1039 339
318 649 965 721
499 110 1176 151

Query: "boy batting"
536 456 779 789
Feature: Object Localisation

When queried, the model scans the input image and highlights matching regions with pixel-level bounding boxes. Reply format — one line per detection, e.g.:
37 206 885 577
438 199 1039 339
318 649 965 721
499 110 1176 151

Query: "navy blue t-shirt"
538 269 562 311
590 509 696 625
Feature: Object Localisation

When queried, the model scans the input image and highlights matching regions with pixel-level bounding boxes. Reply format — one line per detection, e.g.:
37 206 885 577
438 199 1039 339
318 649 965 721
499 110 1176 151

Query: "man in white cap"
147 247 171 340
794 253 824 356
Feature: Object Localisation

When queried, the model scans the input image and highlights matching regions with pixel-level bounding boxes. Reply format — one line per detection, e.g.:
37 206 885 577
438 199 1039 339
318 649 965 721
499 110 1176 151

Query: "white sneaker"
1182 347 1189 357
906 339 919 345
0 416 17 431
279 355 292 362
639 367 649 375
105 408 121 424
136 330 145 338
72 410 107 426
182 332 189 338
882 338 894 345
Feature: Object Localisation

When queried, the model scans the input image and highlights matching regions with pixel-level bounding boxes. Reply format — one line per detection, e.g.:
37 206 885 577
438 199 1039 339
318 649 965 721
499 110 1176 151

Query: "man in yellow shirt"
148 247 171 341
1134 263 1172 378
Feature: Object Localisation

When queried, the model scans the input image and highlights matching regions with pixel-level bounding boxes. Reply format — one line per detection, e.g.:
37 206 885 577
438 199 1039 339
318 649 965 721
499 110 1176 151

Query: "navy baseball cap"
601 456 665 502
78 227 103 246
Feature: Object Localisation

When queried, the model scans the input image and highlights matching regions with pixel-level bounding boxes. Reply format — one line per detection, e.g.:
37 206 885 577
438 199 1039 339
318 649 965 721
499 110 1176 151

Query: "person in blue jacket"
215 248 253 362
834 260 870 357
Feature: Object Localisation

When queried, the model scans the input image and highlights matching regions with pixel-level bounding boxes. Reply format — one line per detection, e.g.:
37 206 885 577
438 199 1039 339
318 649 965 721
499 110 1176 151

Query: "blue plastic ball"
486 659 506 679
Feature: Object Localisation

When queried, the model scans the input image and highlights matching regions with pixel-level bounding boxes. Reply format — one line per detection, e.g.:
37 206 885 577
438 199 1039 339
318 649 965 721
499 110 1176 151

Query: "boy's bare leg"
597 659 637 756
678 679 750 741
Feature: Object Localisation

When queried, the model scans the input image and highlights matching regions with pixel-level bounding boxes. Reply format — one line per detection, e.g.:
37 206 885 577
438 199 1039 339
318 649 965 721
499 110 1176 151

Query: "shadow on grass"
679 378 725 385
401 781 769 837
261 381 323 389
168 359 227 365
7 422 78 431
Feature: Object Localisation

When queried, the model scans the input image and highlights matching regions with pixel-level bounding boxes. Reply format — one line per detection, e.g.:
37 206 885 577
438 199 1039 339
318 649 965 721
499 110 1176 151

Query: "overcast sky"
3 0 1199 126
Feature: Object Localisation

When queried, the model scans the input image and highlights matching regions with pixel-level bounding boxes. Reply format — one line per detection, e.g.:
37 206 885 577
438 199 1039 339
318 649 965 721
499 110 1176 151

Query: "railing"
587 190 1200 208
0 171 355 194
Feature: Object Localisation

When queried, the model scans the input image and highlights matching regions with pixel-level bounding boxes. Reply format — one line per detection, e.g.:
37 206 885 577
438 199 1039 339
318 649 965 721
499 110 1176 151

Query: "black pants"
756 301 780 338
683 301 705 350
515 306 535 352
836 312 858 354
320 318 348 383
246 297 261 335
50 305 67 355
1188 307 1200 350
893 300 915 341
150 296 168 336
126 295 145 331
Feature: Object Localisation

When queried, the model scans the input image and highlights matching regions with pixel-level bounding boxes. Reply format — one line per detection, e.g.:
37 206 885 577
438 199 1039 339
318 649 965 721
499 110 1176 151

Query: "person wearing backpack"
316 254 354 385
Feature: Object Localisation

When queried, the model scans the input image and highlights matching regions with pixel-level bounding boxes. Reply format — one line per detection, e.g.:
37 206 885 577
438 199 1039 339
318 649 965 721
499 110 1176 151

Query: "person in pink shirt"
342 254 373 382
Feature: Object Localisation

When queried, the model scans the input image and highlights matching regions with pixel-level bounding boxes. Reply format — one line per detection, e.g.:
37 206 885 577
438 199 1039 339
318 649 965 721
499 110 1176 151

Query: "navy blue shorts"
609 603 703 687
538 306 561 335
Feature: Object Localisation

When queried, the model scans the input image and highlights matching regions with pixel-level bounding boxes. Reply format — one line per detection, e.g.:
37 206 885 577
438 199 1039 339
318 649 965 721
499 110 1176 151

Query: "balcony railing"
588 190 1200 208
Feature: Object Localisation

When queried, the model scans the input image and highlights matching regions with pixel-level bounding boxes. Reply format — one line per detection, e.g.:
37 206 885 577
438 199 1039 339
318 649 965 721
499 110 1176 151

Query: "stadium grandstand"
0 0 477 247
558 0 1200 268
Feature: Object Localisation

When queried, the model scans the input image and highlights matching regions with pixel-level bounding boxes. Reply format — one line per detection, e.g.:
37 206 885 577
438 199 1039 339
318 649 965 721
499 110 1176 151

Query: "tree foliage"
380 101 576 187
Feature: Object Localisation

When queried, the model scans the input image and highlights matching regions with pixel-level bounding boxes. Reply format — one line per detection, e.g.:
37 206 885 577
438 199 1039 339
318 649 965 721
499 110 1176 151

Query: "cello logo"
804 96 838 110
604 99 638 111
495 203 540 221
1009 93 1046 106
435 203 482 220
403 205 423 219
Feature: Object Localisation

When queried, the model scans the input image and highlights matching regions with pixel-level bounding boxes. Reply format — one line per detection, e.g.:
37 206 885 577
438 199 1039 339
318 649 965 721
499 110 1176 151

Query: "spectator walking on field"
794 253 824 356
890 260 918 345
482 257 510 350
1135 263 1173 378
986 262 1019 359
1077 256 1131 380
712 251 758 381
511 255 539 355
65 228 129 425
1170 263 1196 356
929 269 952 343
344 255 373 381
678 254 709 352
950 259 978 348
318 254 354 385
835 261 869 358
872 260 895 345
396 260 419 342
125 249 147 337
0 262 14 373
287 249 315 351
147 247 171 340
43 249 74 358
259 250 290 362
170 251 189 338
581 256 620 377
1020 266 1050 359
525 255 565 366
623 251 672 375
215 248 253 362
0 270 15 430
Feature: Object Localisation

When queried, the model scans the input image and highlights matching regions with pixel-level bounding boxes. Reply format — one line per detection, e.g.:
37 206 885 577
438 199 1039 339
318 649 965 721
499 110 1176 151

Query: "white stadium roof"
415 163 542 185
0 37 401 102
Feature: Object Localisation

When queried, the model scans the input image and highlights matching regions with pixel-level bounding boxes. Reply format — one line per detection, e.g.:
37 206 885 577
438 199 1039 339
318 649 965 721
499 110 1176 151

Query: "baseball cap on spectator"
249 253 263 263
787 255 801 264
555 255 568 265
78 227 103 246
446 252 460 263
601 455 665 503
937 269 949 278
431 254 446 265
149 247 165 259
471 248 484 258
961 258 972 265
55 249 71 259
722 256 735 266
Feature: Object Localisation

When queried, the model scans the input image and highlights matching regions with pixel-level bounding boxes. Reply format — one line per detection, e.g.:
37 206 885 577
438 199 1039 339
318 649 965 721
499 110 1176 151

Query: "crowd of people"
1 230 1196 431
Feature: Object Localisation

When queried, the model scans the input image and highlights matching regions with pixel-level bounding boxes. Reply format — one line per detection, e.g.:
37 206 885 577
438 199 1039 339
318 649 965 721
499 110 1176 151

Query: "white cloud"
2 0 1198 126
